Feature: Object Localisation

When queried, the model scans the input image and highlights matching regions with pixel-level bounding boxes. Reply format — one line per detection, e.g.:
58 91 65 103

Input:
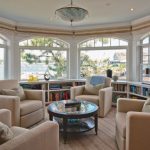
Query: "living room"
0 0 150 150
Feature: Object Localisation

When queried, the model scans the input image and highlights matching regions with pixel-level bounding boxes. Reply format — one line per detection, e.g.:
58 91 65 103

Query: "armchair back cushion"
83 83 104 95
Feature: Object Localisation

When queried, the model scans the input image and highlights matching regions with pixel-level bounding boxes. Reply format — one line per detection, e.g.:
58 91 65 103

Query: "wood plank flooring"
59 108 118 150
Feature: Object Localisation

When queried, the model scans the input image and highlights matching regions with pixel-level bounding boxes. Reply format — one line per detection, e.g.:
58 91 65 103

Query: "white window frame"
19 37 70 80
139 34 150 82
0 37 8 79
78 37 129 80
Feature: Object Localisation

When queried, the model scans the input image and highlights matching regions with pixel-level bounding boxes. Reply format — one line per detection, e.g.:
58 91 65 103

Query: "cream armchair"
0 109 59 150
71 76 112 117
116 98 150 150
0 80 45 128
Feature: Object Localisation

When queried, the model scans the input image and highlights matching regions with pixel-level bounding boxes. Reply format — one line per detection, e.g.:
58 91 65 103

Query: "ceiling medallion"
55 0 88 23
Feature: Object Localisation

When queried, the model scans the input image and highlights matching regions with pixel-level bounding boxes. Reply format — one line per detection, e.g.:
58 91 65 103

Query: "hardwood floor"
59 108 118 150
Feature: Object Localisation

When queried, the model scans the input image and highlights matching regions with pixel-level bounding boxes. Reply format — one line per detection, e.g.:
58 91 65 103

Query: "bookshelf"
20 80 85 104
112 81 149 105
111 81 128 104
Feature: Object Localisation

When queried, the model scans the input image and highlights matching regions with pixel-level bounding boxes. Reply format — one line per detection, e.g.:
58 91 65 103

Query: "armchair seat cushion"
20 100 43 116
116 112 127 138
10 126 28 137
75 95 99 105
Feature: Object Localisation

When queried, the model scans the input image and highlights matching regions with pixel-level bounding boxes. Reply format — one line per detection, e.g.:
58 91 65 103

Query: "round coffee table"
47 99 98 143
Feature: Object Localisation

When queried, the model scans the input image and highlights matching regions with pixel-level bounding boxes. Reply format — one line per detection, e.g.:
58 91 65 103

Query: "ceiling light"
130 8 134 11
55 0 88 23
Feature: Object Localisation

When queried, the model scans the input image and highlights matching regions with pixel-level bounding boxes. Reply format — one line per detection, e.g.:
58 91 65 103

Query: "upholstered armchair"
116 98 150 150
0 109 59 150
71 76 112 117
0 80 45 128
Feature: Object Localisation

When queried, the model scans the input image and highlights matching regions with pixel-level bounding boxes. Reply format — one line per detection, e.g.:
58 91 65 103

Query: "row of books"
20 84 42 89
142 87 150 96
112 84 127 91
73 82 85 86
130 85 141 94
49 91 70 101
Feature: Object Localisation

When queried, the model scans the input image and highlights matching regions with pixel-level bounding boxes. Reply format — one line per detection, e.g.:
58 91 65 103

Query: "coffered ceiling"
0 0 150 29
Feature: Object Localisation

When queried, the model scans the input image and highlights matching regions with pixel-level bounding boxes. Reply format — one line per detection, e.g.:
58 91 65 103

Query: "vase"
44 70 50 81
112 75 118 81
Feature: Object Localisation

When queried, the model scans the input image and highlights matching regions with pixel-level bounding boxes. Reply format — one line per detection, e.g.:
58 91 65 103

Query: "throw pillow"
142 99 150 112
0 122 14 145
83 83 104 95
0 86 26 101
13 86 26 100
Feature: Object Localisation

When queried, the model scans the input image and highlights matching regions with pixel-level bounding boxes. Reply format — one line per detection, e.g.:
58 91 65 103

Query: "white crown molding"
131 15 150 25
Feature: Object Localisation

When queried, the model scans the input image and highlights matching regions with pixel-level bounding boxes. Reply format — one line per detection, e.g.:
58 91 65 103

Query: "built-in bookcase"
112 81 149 105
20 80 85 105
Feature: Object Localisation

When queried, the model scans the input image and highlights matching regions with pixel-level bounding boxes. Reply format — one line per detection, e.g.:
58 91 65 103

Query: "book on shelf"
130 85 141 94
112 83 127 92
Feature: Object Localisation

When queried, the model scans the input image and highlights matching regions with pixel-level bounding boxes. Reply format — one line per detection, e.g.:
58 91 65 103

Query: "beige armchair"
0 80 45 128
0 109 59 150
116 98 150 150
71 76 112 117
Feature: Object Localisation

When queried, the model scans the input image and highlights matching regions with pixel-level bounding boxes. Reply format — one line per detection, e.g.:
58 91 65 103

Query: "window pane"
19 40 28 46
80 42 87 48
80 49 126 80
0 38 5 44
142 37 149 44
86 40 94 47
0 48 4 79
111 38 119 46
103 38 110 47
143 47 149 64
95 38 102 47
21 49 67 80
120 40 128 46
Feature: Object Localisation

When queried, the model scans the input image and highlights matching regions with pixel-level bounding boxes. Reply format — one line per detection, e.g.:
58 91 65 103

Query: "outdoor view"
79 37 128 80
20 38 68 80
0 48 4 79
80 49 126 80
20 37 128 80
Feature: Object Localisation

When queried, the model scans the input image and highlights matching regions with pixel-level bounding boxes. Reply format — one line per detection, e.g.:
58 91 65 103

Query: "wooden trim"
16 26 73 35
132 20 150 31
74 26 132 35
0 21 15 31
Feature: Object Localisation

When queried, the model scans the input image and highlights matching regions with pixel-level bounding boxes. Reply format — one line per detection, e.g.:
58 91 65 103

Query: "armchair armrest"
117 98 145 113
0 121 59 150
70 85 85 99
126 112 150 150
99 87 113 117
0 109 11 127
0 95 20 126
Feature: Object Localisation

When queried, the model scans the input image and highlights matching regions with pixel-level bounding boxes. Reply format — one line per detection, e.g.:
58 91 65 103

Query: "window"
139 34 150 82
19 37 69 80
79 37 128 80
0 37 7 79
